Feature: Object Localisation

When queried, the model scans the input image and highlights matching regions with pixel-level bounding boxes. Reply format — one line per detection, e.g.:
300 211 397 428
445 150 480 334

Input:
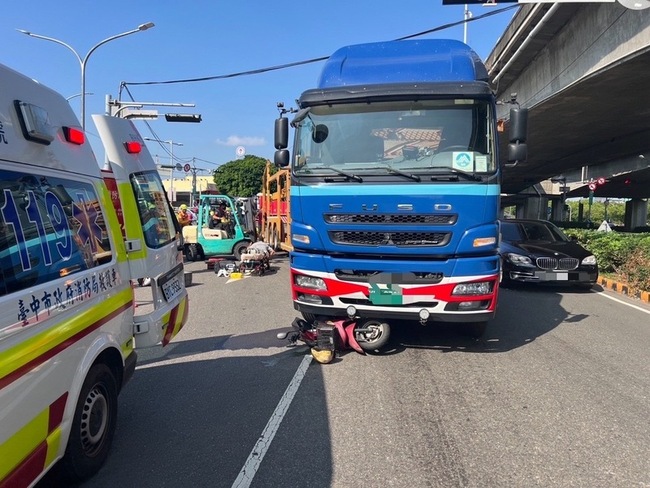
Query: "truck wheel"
62 364 118 483
233 241 250 261
187 244 199 261
354 320 390 352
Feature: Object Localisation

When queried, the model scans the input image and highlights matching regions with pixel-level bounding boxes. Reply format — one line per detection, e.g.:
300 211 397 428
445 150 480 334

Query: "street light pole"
17 22 154 130
144 138 183 205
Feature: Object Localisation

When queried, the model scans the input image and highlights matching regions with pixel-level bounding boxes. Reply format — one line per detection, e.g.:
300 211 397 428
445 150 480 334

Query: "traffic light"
164 113 202 123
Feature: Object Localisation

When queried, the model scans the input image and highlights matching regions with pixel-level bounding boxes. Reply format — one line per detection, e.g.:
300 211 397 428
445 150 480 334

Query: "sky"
2 0 520 177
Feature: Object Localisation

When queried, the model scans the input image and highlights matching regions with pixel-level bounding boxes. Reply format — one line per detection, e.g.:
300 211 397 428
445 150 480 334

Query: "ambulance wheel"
62 363 118 483
355 320 390 352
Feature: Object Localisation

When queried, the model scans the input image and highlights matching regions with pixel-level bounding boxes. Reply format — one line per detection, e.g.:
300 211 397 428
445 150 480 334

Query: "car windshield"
503 221 570 242
292 99 495 179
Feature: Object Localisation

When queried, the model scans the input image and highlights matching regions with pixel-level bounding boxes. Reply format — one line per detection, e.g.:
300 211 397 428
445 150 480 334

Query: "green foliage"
616 247 650 292
561 229 650 290
565 199 626 224
213 155 269 197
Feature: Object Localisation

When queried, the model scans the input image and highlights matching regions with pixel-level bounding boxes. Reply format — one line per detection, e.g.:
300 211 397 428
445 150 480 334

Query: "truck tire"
62 363 118 483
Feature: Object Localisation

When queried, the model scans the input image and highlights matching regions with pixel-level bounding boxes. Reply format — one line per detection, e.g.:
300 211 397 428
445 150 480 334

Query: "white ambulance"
0 63 189 487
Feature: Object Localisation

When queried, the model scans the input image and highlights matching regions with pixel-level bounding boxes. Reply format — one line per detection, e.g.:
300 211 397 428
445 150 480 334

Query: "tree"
213 155 269 197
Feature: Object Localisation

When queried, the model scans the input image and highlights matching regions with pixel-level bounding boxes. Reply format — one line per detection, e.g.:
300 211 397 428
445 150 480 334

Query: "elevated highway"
486 3 650 225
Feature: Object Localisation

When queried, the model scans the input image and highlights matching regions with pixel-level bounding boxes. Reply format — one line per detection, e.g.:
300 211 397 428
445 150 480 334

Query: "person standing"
177 204 192 228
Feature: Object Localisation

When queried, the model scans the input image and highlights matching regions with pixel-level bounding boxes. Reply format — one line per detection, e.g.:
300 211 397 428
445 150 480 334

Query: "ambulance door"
92 115 188 347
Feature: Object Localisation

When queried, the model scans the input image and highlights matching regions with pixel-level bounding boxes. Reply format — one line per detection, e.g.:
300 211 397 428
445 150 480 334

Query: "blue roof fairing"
317 39 489 89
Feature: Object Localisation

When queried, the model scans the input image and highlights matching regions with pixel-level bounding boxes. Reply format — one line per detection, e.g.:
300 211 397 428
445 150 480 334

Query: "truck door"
92 114 188 347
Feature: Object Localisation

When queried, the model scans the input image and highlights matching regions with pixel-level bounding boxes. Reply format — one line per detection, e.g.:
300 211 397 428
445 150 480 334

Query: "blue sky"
3 0 519 175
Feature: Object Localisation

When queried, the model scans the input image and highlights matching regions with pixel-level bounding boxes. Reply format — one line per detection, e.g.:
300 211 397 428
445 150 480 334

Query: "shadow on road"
40 344 331 488
386 285 578 354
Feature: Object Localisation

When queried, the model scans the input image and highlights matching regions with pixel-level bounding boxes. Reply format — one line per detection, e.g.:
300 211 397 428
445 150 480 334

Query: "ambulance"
0 63 189 487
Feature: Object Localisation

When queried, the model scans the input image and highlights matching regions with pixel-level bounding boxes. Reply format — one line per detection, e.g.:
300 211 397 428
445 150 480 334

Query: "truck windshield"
293 99 495 178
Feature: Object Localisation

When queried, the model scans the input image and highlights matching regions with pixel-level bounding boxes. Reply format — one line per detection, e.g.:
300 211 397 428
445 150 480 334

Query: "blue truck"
274 39 527 349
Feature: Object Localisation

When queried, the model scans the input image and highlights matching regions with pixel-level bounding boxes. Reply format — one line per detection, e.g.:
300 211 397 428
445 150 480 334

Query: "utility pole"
187 158 207 205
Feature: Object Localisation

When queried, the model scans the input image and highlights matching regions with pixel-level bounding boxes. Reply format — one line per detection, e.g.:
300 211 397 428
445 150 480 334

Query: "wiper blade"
429 166 482 182
385 167 421 182
314 166 363 182
363 165 421 181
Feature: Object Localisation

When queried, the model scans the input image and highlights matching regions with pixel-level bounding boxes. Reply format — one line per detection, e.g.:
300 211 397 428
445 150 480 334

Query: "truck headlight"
452 281 493 296
294 275 327 290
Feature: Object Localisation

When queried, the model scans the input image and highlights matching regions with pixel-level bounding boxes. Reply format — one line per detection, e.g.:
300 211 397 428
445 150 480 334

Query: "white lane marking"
232 353 313 488
595 290 650 315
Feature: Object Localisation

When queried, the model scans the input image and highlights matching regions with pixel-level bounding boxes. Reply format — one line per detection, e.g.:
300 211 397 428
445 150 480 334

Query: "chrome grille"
325 213 457 225
329 231 450 247
536 257 580 270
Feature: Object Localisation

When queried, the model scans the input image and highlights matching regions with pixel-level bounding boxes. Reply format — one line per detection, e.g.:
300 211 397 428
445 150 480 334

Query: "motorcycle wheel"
354 320 390 352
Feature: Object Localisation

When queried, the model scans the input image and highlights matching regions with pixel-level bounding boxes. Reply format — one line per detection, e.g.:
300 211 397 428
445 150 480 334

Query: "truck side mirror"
275 149 290 167
275 117 288 150
507 107 528 166
509 107 528 143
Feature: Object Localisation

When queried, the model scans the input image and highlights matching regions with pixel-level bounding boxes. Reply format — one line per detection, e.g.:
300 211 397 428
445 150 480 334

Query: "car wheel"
62 364 118 483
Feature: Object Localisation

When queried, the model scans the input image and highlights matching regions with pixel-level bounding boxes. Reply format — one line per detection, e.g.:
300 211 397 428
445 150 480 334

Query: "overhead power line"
121 5 519 88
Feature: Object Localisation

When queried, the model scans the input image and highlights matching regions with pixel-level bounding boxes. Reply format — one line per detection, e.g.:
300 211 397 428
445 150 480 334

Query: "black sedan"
499 219 598 289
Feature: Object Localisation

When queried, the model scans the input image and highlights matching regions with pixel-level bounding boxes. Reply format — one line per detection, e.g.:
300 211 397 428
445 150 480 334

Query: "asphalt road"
50 253 650 488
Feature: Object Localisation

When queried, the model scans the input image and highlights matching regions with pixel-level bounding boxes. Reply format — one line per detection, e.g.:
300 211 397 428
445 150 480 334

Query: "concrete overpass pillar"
550 198 565 221
624 199 648 230
519 196 547 220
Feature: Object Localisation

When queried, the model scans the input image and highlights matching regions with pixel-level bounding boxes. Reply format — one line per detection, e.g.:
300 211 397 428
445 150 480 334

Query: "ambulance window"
130 171 175 249
0 170 112 297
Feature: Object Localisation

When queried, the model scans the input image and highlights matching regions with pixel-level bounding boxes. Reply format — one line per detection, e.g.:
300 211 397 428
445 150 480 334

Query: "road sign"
588 183 597 191
184 163 191 172
175 163 183 171
597 177 606 185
